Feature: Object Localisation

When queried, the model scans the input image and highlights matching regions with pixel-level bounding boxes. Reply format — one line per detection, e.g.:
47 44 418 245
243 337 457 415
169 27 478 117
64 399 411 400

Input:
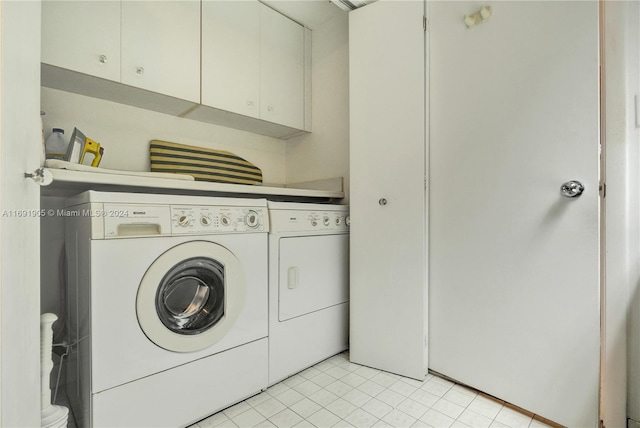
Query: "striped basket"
149 140 263 185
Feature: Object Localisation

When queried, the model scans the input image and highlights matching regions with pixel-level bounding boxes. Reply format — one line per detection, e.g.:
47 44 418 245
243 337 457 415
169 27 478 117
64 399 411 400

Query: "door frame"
601 1 640 427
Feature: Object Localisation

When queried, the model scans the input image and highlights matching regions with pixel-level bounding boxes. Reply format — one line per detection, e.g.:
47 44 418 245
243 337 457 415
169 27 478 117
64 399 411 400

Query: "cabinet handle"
136 67 145 75
98 54 108 64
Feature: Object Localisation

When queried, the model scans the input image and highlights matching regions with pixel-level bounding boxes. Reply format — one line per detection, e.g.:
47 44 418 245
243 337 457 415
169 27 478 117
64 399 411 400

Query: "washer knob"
245 210 259 228
311 220 318 227
323 216 330 226
177 215 190 226
200 216 211 226
345 216 351 227
221 215 231 226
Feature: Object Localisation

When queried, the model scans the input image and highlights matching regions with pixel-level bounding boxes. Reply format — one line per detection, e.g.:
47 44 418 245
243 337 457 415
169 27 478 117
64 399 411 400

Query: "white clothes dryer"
64 191 269 428
267 202 350 385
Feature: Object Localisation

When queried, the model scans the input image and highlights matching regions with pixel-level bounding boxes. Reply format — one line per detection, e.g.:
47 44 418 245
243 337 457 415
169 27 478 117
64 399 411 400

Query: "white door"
1 1 42 425
349 0 428 380
429 2 600 426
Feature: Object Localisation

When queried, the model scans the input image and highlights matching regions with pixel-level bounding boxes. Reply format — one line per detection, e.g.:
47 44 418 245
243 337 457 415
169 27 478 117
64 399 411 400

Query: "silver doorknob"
561 180 584 198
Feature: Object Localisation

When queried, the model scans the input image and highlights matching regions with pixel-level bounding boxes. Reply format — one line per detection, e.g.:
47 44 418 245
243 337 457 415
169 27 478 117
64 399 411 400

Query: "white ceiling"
260 0 346 30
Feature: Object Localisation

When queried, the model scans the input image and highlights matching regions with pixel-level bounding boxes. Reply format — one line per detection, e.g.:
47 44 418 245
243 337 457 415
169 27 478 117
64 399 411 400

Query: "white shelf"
41 168 344 202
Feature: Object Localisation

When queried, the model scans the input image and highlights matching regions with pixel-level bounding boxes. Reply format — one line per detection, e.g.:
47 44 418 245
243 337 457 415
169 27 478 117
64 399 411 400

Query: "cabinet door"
202 0 260 119
349 1 427 380
41 0 120 82
121 1 200 102
260 4 304 130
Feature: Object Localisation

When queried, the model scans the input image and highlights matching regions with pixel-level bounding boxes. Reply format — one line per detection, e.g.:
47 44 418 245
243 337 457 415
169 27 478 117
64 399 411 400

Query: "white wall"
41 87 287 185
285 12 350 203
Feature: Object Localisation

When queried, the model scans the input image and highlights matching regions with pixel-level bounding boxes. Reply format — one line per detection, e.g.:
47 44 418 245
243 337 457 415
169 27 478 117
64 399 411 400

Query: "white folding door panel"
349 0 428 380
429 2 600 426
1 1 42 425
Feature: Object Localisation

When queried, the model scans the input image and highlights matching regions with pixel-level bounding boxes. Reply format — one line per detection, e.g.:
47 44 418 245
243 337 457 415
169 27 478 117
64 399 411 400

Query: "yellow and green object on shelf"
79 137 103 167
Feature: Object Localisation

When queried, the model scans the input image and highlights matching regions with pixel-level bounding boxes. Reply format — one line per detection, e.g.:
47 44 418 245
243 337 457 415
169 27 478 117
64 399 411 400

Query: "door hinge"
600 182 606 198
423 16 428 32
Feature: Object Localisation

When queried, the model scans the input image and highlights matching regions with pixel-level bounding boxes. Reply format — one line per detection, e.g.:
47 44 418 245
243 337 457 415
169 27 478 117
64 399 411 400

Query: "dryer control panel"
171 205 267 234
269 208 350 234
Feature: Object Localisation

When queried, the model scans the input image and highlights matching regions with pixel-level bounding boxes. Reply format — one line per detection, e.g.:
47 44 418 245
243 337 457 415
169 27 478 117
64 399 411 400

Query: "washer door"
137 241 245 352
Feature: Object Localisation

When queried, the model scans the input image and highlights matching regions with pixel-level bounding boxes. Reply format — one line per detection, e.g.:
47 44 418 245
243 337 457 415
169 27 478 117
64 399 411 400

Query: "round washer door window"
137 241 246 353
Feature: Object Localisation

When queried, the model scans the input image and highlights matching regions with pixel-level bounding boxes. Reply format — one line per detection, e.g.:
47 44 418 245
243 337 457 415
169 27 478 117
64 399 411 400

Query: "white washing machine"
64 191 269 428
267 202 350 385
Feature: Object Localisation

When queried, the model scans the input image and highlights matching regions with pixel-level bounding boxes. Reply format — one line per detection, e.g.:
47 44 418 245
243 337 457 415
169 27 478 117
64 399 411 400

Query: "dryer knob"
323 216 330 226
345 216 351 227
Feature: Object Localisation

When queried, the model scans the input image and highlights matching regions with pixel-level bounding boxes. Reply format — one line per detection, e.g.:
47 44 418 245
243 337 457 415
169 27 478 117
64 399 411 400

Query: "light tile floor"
191 352 555 428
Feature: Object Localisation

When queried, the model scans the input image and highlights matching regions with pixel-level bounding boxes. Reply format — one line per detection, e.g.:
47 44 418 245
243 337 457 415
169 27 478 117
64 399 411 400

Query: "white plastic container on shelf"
45 128 67 160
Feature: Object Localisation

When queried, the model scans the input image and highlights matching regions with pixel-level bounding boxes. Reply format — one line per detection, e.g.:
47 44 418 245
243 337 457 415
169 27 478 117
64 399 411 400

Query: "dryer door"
278 234 349 321
137 241 245 352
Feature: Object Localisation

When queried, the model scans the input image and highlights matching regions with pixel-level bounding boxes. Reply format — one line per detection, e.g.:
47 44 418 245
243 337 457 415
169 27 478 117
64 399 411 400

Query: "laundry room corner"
285 11 351 203
40 195 69 405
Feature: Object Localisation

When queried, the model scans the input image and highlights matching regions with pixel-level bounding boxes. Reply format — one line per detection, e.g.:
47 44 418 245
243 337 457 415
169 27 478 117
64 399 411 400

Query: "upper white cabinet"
41 0 121 82
41 0 309 139
201 0 305 131
259 4 304 129
42 1 200 103
121 1 200 102
202 1 261 119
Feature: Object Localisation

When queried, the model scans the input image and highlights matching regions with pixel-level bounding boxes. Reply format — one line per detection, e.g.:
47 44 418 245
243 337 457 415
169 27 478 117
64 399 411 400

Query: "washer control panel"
171 205 267 234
